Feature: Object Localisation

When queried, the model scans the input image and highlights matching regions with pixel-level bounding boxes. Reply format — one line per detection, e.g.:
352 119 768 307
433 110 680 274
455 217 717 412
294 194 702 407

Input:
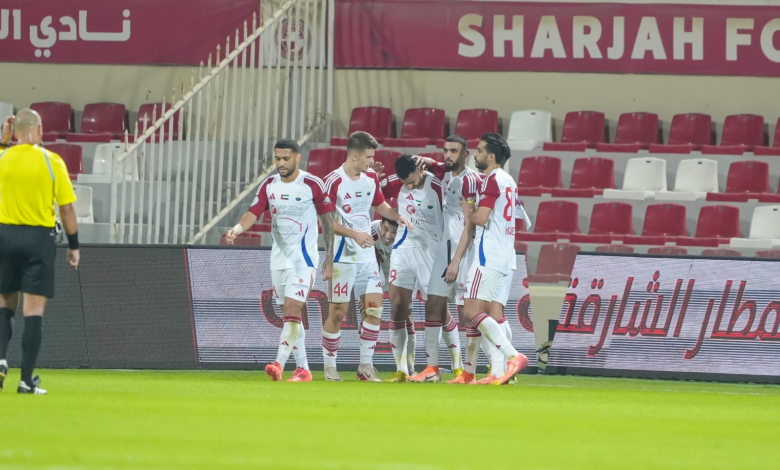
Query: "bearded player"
226 139 334 382
322 132 410 382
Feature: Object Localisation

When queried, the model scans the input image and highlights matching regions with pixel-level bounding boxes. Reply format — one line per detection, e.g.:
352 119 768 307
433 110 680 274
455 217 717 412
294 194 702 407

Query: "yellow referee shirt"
0 144 77 228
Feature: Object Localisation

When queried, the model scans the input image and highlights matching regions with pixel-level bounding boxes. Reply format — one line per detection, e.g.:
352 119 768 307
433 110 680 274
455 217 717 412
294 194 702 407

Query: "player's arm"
226 211 259 244
332 218 375 248
462 176 499 227
444 217 475 283
319 211 335 280
374 201 413 230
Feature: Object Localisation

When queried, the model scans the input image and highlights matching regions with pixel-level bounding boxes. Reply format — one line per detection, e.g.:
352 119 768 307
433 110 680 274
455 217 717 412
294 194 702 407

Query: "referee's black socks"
0 307 13 360
21 316 42 386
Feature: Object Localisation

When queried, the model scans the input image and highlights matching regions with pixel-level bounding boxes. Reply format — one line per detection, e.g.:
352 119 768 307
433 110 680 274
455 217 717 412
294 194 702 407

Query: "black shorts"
0 224 57 298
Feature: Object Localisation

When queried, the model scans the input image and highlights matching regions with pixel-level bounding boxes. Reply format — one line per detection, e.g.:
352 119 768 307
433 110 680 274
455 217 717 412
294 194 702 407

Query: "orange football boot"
495 354 529 385
446 371 475 384
408 366 442 383
265 362 283 381
287 368 312 382
470 374 500 385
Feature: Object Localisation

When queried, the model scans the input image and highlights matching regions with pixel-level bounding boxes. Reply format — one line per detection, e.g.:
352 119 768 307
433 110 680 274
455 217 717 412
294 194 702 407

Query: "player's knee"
365 306 382 319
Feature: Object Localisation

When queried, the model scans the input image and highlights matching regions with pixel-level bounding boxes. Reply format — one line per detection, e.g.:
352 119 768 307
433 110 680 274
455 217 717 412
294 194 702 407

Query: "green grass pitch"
1 369 779 470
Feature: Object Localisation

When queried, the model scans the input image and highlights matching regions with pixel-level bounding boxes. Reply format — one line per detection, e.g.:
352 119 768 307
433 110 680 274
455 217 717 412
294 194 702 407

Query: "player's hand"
353 231 375 248
66 248 80 268
396 215 414 230
225 229 238 245
444 259 459 283
415 155 433 172
1 116 14 144
322 260 334 281
371 161 386 181
460 196 475 216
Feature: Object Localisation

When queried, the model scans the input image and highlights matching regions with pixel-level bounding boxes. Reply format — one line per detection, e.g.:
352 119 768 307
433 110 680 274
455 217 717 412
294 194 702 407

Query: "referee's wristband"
66 231 79 250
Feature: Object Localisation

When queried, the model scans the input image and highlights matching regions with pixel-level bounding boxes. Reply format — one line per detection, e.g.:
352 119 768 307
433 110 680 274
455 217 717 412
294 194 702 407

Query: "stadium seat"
419 151 444 163
384 108 446 147
701 114 765 155
31 102 74 140
754 118 780 156
528 243 581 283
595 245 634 253
72 185 94 223
649 113 712 153
67 103 128 142
551 157 615 198
374 149 403 175
648 246 688 255
623 204 687 245
331 107 394 146
506 110 552 150
45 143 83 180
517 156 562 196
76 143 139 183
603 157 666 200
756 249 780 259
306 148 346 179
220 232 263 246
570 202 633 244
516 200 578 242
730 206 780 249
706 161 769 202
677 205 741 247
435 109 498 148
135 103 180 142
655 159 718 201
596 112 660 152
0 102 12 123
701 248 742 257
543 111 606 152
514 241 528 253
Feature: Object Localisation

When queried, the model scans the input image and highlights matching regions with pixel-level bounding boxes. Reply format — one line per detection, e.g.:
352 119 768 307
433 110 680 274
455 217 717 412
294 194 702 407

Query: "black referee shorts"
0 224 57 298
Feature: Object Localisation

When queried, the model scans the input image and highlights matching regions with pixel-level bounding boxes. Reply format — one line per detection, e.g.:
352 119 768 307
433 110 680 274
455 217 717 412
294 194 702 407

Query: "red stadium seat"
570 202 633 244
384 108 446 147
435 109 498 148
706 161 770 202
701 248 742 257
595 245 634 253
220 232 263 246
677 205 741 247
419 151 445 163
374 149 403 175
306 148 346 180
756 249 780 259
331 107 394 146
754 118 780 156
528 243 581 283
551 157 615 198
648 246 688 255
517 156 562 196
514 241 528 253
515 216 526 234
44 143 83 180
31 102 74 140
67 103 128 143
516 200 578 242
701 114 765 155
596 112 660 153
135 103 180 142
624 204 687 245
649 113 712 153
543 111 606 152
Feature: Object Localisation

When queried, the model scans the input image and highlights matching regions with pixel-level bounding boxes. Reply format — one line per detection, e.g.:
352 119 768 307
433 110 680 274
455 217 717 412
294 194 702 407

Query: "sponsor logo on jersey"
344 193 352 199
323 196 332 205
344 204 352 213
272 206 278 214
406 205 416 215
405 193 414 200
299 278 304 283
269 193 276 199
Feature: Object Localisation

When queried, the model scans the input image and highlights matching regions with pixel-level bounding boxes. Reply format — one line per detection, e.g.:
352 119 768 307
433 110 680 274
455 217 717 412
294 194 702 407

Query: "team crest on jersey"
406 205 416 215
295 194 302 201
427 201 434 209
344 204 352 213
367 191 371 197
323 196 332 205
272 206 278 214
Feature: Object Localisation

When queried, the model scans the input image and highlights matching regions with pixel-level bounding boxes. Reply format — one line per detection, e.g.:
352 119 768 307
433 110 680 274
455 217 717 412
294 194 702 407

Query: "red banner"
335 0 780 77
0 0 258 65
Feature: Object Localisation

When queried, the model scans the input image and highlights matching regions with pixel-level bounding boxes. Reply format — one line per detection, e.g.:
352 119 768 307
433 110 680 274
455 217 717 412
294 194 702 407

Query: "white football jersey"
474 168 517 275
324 165 385 264
429 162 482 246
389 171 443 250
370 219 393 283
249 170 333 270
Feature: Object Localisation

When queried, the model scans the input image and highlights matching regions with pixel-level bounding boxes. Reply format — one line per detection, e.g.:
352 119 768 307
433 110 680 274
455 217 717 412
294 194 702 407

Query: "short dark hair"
274 138 300 154
381 217 398 227
444 134 468 150
395 154 417 180
481 132 511 164
347 131 378 154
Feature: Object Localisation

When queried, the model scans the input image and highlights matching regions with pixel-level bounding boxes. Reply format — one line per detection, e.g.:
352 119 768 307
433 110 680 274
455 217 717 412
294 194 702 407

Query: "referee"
0 110 80 395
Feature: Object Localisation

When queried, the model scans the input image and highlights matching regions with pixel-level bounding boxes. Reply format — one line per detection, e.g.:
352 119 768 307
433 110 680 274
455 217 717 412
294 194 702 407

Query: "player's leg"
17 293 46 394
388 283 413 380
266 269 313 382
474 272 514 384
405 315 416 375
322 263 356 381
409 245 449 382
290 273 316 379
442 310 463 375
0 292 18 392
355 262 383 382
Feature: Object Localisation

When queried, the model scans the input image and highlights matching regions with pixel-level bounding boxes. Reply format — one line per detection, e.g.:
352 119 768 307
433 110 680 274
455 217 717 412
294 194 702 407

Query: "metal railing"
110 0 333 245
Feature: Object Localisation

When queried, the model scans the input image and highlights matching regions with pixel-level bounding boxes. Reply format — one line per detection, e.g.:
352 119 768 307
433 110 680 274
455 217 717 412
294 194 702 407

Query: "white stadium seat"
72 184 94 224
603 157 667 200
78 143 138 183
0 102 14 120
507 110 552 150
730 206 780 249
655 159 719 201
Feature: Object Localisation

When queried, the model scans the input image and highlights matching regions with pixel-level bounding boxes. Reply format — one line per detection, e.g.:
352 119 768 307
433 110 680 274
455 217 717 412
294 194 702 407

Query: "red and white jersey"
249 170 333 270
324 165 385 264
370 219 393 281
474 168 517 275
429 162 482 245
388 171 443 250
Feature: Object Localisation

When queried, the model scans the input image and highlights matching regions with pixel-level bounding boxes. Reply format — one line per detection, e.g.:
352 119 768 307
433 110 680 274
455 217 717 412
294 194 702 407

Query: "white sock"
389 320 409 375
359 321 380 365
500 315 513 342
322 330 340 369
481 335 505 376
464 327 481 374
406 319 416 373
442 316 463 370
293 325 309 371
471 313 518 359
275 318 301 370
424 321 442 367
